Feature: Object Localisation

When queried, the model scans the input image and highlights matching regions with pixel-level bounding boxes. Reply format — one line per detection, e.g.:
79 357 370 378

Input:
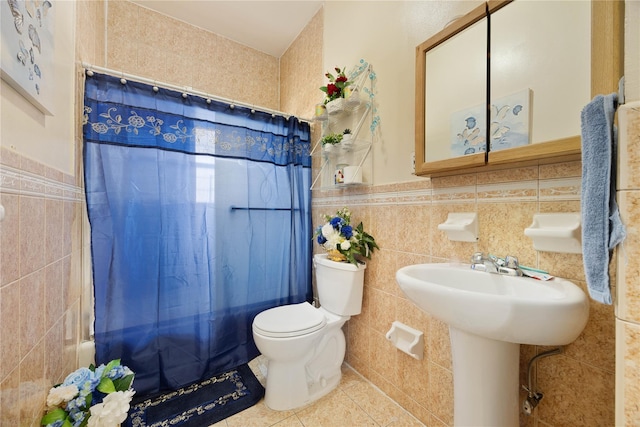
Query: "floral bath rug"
124 364 264 427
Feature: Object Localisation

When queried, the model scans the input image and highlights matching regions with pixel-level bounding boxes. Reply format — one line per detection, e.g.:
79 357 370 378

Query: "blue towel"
580 93 626 305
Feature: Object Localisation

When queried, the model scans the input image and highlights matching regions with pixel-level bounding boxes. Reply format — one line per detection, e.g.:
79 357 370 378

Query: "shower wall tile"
106 1 280 111
75 0 106 66
105 1 138 71
280 9 324 119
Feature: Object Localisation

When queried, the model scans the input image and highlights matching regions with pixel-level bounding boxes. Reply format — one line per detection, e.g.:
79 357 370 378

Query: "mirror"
416 4 487 174
488 0 590 156
425 14 487 161
415 0 623 177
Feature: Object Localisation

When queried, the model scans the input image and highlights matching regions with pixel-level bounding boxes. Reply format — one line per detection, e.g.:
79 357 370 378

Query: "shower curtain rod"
80 62 313 123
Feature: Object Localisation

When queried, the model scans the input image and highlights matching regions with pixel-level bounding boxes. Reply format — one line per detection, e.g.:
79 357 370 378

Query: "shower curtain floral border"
83 77 310 168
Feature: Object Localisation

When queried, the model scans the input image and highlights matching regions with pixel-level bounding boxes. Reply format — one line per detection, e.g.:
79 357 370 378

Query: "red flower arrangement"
320 67 351 104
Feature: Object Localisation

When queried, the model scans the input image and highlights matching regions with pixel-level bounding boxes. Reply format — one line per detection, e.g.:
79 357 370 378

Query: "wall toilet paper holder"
386 321 424 360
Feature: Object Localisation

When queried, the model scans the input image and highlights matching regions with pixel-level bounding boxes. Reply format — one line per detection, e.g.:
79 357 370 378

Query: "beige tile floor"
211 357 425 427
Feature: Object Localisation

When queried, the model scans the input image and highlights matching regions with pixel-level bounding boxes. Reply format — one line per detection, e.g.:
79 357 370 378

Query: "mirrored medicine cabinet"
415 0 624 177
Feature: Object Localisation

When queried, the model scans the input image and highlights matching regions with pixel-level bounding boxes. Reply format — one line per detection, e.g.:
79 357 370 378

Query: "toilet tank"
314 254 366 316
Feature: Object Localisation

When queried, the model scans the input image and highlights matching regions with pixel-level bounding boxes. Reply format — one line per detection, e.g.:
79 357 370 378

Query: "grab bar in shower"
230 206 299 211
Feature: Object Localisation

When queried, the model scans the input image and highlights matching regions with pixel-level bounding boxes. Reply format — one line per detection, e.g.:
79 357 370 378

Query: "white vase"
341 134 353 150
325 98 345 115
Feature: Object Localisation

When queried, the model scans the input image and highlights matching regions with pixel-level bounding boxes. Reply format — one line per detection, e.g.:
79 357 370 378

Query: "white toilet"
252 253 366 410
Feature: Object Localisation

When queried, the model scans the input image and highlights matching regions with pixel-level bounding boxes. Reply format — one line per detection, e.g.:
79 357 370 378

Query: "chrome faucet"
470 252 523 276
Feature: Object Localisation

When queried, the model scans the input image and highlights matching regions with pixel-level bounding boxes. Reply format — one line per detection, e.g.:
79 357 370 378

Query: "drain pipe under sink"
522 347 564 415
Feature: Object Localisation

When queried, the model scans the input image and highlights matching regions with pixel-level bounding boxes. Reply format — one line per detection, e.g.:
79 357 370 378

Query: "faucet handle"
505 255 519 269
471 252 484 264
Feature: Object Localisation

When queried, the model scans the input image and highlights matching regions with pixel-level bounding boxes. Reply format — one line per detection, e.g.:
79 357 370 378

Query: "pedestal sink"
396 263 589 426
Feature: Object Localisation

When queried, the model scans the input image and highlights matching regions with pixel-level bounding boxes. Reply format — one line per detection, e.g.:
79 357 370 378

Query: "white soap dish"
437 212 478 242
524 213 582 254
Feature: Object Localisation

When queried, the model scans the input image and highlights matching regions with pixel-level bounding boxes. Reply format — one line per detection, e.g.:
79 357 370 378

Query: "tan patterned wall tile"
563 280 616 373
539 161 582 180
428 362 454 426
106 2 280 110
477 202 537 267
617 190 640 322
537 355 614 426
539 178 581 201
477 181 537 202
369 329 398 381
618 103 640 191
280 9 323 119
476 165 538 184
432 186 476 204
620 321 640 426
431 173 476 189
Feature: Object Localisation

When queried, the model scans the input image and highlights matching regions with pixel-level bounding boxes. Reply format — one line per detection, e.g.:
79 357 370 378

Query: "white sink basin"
396 263 589 345
396 263 589 426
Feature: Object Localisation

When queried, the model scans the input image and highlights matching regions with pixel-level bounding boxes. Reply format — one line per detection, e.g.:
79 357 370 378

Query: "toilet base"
261 318 347 411
263 359 341 411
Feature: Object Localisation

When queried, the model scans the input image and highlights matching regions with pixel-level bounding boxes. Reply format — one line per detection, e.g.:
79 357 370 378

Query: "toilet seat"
253 302 326 338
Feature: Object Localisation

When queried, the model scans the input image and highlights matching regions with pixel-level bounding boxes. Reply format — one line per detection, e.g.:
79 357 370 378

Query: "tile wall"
0 148 85 425
616 101 640 426
104 0 280 111
311 161 616 426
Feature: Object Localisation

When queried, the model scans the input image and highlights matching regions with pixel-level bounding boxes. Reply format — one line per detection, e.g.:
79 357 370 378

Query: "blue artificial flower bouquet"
41 359 135 427
314 207 378 265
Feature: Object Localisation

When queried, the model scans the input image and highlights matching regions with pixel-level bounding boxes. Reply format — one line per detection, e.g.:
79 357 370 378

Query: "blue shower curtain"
83 72 312 395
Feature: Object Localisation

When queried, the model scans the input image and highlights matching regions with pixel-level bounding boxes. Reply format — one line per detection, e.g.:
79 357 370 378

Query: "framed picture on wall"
1 0 55 115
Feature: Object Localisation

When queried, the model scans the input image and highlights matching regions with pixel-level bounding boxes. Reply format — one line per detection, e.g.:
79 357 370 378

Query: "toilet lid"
253 302 326 338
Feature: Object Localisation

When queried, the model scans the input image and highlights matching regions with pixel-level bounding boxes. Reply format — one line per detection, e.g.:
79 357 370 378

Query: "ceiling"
130 1 324 57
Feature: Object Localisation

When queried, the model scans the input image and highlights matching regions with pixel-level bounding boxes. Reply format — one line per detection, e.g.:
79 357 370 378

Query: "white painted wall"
323 1 482 185
1 0 76 174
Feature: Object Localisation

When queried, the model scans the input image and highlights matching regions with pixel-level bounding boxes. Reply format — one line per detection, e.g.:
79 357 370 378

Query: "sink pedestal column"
450 327 520 426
